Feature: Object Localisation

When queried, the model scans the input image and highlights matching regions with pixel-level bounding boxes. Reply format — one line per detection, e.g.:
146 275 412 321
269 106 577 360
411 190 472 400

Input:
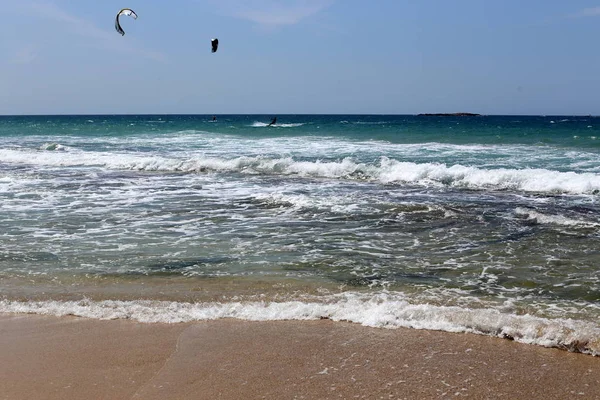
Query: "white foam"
515 208 600 228
250 190 369 214
1 293 598 355
277 123 305 128
250 122 305 128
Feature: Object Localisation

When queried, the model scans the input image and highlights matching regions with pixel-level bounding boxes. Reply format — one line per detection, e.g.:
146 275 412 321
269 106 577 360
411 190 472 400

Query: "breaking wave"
2 149 600 195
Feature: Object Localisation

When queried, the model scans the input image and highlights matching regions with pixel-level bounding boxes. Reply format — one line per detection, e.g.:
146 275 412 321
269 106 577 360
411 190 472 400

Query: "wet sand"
0 314 598 399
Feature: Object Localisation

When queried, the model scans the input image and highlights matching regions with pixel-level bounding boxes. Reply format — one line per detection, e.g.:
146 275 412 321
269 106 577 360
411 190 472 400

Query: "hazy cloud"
572 6 600 17
10 46 38 65
213 0 334 27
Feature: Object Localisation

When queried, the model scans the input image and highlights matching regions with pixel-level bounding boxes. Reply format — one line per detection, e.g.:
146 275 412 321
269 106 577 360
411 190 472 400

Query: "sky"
1 0 600 115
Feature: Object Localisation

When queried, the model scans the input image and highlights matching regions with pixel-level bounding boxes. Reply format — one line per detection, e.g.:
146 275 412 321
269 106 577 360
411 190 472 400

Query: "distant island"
417 113 481 117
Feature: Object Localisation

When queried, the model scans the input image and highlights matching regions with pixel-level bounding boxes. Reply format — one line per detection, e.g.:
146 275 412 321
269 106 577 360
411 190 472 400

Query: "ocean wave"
40 143 68 151
2 149 600 195
1 294 598 355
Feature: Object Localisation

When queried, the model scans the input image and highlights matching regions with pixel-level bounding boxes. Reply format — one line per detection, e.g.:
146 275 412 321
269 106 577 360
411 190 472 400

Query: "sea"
1 114 599 355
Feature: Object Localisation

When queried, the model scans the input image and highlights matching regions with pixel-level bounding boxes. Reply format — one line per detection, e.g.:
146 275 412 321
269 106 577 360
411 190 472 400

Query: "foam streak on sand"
2 294 599 355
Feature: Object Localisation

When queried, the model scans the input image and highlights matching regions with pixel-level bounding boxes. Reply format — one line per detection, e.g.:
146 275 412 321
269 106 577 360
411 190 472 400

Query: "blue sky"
1 0 599 115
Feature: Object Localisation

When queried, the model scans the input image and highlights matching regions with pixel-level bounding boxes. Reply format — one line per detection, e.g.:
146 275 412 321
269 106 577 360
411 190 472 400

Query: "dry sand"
0 314 598 399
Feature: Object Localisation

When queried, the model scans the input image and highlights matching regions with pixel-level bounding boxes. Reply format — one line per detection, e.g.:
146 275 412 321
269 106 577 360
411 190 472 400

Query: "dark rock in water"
417 113 481 117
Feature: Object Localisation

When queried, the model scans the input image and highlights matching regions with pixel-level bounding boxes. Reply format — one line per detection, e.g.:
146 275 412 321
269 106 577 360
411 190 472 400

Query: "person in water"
268 117 277 126
212 115 217 121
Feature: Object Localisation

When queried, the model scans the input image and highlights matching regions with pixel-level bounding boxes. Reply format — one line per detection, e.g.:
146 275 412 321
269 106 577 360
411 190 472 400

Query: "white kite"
115 8 138 36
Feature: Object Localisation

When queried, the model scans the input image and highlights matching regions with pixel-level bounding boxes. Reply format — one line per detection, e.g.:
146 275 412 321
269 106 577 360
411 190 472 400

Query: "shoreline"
1 314 598 399
2 295 599 356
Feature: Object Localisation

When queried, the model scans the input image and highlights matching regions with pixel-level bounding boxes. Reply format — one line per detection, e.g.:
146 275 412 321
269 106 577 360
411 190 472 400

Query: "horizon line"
0 113 598 117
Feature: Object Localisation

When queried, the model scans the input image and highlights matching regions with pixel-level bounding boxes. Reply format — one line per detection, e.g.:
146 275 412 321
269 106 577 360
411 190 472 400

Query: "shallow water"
1 114 599 354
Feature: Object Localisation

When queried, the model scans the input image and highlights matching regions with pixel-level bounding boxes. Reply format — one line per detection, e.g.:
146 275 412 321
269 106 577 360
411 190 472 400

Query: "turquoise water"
1 114 599 354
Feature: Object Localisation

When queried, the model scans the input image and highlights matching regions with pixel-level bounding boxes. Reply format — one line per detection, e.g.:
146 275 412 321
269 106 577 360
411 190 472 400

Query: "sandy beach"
0 314 598 399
